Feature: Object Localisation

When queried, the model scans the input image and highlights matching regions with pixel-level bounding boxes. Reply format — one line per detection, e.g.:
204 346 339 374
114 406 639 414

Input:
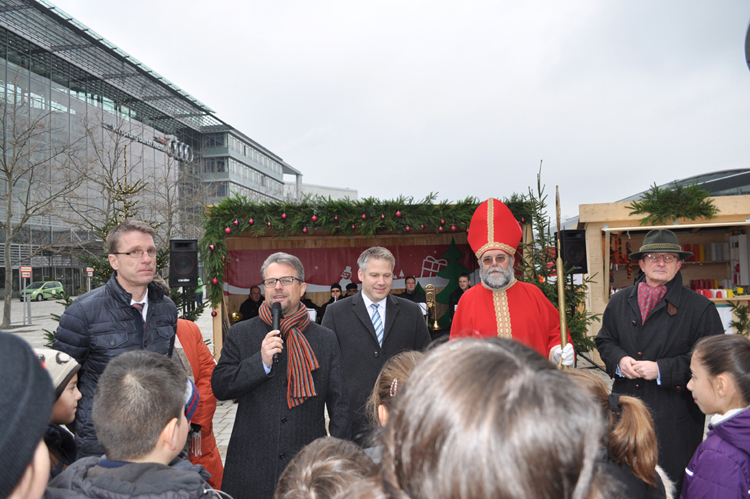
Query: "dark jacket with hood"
681 407 750 499
45 456 215 499
54 274 177 457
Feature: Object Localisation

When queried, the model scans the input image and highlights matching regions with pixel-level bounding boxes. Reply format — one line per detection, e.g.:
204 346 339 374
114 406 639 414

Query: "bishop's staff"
555 186 568 371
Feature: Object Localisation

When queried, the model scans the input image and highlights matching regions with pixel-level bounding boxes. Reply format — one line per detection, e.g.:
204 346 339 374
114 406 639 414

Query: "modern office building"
0 0 302 296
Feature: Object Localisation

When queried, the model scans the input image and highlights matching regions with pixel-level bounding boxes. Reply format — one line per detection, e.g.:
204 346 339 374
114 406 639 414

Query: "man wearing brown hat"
450 198 573 366
595 229 723 491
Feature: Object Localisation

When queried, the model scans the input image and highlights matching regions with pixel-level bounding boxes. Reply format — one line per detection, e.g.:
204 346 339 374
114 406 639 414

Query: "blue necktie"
370 303 384 347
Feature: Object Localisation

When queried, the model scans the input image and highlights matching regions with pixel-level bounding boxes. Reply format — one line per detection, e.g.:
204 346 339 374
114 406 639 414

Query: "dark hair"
366 350 423 428
693 334 750 406
404 276 416 284
106 220 156 254
92 350 186 461
567 370 659 486
275 437 377 499
380 338 602 499
459 273 470 279
250 286 261 294
261 252 305 282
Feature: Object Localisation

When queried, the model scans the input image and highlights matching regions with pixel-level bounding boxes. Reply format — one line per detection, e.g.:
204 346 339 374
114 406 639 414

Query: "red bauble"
249 218 254 225
311 215 318 222
396 211 402 218
303 227 308 233
440 219 445 225
351 224 356 230
233 219 239 226
405 226 411 232
361 214 366 220
211 278 218 284
224 227 231 234
267 222 272 227
282 213 287 220
222 255 226 261
334 215 338 221
521 217 525 223
439 227 444 232
211 311 217 317
451 225 456 231
209 244 215 251
381 214 385 219
420 224 425 229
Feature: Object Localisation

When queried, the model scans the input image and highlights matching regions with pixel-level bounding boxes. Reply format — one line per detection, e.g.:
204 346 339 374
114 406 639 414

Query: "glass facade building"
0 0 301 297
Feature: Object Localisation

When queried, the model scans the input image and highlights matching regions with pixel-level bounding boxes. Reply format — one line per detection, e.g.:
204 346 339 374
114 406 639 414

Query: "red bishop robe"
449 279 569 357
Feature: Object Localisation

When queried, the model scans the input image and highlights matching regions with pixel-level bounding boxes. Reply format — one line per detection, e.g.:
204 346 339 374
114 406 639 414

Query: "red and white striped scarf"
259 301 319 408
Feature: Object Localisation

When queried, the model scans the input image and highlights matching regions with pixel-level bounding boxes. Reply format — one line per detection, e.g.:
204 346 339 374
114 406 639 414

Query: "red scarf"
259 301 319 408
637 282 667 324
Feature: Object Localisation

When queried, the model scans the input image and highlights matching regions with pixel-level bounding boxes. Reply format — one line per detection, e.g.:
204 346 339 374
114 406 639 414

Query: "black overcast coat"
595 271 723 491
54 274 177 457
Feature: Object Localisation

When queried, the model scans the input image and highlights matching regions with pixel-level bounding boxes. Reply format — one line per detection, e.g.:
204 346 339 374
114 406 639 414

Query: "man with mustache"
449 198 573 367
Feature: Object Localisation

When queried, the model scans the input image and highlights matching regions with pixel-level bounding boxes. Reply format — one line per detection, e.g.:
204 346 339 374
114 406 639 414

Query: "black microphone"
272 302 281 364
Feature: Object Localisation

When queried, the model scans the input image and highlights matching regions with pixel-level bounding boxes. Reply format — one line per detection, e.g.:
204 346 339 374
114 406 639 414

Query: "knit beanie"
34 348 81 399
0 333 54 499
184 378 200 422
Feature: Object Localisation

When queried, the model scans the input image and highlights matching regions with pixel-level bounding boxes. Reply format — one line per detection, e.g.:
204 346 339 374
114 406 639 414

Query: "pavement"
0 295 612 463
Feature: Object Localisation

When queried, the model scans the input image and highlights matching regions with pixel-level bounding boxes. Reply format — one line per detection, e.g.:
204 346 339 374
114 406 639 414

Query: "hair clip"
390 378 399 398
608 392 622 413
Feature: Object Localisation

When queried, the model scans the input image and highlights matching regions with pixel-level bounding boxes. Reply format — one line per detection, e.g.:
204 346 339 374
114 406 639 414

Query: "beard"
480 265 515 290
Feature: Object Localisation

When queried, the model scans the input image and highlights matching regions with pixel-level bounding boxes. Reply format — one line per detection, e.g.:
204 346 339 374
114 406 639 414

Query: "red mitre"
467 198 522 259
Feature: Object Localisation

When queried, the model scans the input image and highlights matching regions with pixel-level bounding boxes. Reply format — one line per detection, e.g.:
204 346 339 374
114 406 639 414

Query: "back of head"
567 370 658 486
693 334 750 406
92 350 186 461
0 333 54 499
366 350 423 428
381 338 601 499
275 437 377 499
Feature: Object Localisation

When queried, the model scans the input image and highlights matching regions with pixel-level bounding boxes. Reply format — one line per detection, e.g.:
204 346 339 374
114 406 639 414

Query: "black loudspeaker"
557 230 588 274
169 239 198 287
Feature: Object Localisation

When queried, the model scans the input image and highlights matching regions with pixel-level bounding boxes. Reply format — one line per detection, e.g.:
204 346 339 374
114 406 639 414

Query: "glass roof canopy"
0 0 225 133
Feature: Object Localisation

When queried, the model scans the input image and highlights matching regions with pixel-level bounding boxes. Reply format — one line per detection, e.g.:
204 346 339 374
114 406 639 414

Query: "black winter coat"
54 274 177 457
595 272 723 491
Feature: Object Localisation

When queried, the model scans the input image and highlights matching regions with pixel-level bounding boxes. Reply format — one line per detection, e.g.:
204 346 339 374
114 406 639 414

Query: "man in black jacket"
319 283 342 323
400 276 426 304
54 220 177 457
238 286 264 321
448 273 471 323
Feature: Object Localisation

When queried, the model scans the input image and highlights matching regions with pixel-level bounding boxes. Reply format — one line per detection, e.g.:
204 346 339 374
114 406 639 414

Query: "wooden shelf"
711 296 750 304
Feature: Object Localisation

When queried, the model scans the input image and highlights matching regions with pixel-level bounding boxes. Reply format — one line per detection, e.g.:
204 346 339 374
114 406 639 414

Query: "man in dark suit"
322 246 431 444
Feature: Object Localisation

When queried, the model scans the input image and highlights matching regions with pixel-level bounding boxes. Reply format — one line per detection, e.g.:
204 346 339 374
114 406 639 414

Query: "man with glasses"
54 220 177 457
450 198 573 366
596 229 723 491
212 252 348 499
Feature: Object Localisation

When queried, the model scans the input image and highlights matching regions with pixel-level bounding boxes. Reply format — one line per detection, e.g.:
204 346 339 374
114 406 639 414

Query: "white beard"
480 265 515 290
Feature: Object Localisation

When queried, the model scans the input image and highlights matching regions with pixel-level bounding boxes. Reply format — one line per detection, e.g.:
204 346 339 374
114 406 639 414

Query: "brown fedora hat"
629 229 693 261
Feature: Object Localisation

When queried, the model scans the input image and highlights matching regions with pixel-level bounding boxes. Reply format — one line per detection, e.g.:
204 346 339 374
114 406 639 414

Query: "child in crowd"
46 350 217 499
377 338 612 499
275 437 377 499
363 351 422 463
567 370 670 499
681 334 750 499
34 348 81 479
0 333 55 499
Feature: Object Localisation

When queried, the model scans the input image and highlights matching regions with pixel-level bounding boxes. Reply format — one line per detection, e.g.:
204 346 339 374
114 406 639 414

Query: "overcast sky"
51 0 750 220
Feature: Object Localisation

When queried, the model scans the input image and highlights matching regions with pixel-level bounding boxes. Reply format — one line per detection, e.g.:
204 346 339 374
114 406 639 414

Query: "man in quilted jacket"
54 220 177 458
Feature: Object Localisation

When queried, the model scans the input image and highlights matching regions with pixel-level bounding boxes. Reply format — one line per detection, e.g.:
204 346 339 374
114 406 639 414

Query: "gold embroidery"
475 242 516 259
487 197 495 245
493 289 512 339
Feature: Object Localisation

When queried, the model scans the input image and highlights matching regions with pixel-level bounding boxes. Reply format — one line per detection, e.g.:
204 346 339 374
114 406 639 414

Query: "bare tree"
0 92 86 327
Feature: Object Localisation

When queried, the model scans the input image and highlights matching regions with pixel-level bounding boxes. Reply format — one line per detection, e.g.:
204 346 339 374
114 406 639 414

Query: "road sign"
86 267 94 277
20 265 32 278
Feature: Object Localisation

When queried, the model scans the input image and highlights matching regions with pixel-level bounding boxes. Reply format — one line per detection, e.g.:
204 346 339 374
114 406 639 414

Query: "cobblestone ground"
2 296 617 462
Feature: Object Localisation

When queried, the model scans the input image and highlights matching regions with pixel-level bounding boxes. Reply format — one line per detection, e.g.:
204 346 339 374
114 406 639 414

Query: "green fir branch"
627 182 719 226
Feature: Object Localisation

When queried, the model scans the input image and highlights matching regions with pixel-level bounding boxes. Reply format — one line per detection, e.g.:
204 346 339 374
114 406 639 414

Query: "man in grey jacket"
54 220 177 457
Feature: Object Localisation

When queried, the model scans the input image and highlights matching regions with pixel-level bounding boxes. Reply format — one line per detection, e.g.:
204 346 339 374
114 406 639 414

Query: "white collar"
361 292 386 311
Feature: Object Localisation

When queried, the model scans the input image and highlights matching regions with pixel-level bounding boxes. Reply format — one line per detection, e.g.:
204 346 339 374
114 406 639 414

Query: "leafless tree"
0 92 86 327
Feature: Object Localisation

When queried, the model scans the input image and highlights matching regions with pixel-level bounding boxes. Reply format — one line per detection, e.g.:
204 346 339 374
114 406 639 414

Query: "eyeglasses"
263 276 303 288
482 254 509 266
644 253 678 264
111 249 157 259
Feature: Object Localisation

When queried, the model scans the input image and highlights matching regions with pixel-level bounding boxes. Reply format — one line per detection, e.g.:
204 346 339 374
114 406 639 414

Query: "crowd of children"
2 328 749 499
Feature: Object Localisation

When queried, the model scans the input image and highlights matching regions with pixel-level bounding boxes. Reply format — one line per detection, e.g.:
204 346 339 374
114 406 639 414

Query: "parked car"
20 281 64 301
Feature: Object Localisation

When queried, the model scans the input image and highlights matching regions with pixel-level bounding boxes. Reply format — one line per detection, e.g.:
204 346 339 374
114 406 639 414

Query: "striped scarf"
259 301 319 408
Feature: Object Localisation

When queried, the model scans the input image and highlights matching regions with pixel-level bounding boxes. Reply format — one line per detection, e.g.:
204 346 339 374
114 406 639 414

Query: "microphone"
272 302 281 364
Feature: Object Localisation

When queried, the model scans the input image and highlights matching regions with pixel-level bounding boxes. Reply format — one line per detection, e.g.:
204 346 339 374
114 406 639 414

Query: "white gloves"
550 343 575 367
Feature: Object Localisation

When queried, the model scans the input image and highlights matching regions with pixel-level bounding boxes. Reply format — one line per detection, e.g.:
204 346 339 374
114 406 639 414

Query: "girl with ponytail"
681 334 750 499
568 370 670 499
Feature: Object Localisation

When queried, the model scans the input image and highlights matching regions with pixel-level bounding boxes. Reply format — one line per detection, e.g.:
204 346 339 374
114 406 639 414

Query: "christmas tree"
435 238 472 329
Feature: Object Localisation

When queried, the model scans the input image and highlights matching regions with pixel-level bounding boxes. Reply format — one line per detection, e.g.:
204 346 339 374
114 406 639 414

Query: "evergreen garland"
201 193 533 308
627 182 719 226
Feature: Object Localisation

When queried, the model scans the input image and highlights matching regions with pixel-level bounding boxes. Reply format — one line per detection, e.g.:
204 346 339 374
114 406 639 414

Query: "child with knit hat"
0 333 55 499
34 348 81 479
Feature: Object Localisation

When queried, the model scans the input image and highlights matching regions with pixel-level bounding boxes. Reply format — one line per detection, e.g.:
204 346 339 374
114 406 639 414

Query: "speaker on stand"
169 239 198 314
556 230 588 275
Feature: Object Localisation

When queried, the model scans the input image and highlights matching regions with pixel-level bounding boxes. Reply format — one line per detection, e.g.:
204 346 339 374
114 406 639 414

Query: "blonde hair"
366 350 422 428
